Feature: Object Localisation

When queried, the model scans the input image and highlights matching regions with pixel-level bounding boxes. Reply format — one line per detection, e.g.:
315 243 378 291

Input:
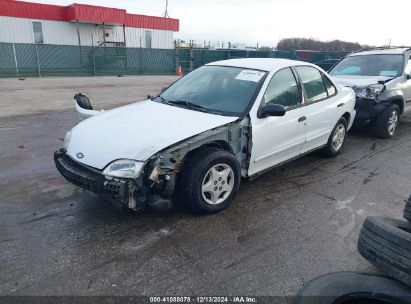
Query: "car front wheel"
181 147 241 214
374 104 400 138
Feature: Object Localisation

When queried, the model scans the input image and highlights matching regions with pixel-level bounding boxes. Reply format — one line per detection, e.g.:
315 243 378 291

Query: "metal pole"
103 22 106 44
76 20 83 64
34 43 41 77
92 49 96 76
189 40 193 72
123 24 127 47
12 43 19 78
174 40 179 75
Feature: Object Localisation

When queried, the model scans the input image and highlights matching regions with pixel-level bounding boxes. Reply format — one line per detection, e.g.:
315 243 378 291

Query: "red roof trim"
0 0 179 31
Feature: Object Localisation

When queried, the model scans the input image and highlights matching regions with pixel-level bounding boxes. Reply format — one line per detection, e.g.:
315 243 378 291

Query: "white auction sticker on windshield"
235 70 265 82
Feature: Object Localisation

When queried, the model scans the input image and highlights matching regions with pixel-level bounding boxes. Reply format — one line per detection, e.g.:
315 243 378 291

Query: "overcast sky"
30 0 410 47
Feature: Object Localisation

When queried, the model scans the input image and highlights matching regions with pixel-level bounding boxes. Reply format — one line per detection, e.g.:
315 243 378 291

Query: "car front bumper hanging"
54 149 128 202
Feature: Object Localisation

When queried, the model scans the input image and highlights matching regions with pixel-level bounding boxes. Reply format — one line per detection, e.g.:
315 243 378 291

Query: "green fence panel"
15 43 39 77
0 43 17 77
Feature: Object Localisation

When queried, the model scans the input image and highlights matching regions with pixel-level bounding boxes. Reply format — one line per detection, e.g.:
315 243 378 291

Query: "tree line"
277 38 373 52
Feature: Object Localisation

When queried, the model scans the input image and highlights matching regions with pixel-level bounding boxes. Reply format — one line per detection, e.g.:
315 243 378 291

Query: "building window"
32 22 43 44
145 30 152 49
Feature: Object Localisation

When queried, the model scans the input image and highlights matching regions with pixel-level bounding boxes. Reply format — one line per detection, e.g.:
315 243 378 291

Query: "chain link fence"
0 42 348 78
0 42 176 77
177 48 296 74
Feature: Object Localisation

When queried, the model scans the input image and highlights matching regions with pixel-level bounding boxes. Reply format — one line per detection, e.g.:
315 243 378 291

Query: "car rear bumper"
54 149 128 201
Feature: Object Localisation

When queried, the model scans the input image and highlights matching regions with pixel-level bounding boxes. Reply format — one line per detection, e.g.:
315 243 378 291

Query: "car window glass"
323 74 336 96
263 68 300 108
330 54 403 77
296 66 328 102
161 66 266 116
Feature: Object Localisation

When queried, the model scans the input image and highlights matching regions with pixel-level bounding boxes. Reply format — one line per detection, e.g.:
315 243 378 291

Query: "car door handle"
298 116 306 122
337 103 345 107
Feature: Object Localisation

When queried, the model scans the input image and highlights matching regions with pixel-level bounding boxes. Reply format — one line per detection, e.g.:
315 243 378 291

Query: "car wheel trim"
387 110 398 136
201 163 234 205
332 124 346 152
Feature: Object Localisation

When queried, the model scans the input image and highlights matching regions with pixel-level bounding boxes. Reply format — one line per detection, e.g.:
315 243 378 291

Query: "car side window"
295 66 328 102
322 74 337 96
263 68 301 108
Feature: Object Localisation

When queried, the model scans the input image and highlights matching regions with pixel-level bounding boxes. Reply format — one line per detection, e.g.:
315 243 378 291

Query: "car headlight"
356 84 385 99
63 131 71 149
103 160 145 179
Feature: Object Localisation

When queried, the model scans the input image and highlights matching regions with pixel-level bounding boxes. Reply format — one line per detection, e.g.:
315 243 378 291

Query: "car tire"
404 197 411 222
180 147 241 214
323 117 348 157
374 104 400 138
357 216 411 286
294 272 411 304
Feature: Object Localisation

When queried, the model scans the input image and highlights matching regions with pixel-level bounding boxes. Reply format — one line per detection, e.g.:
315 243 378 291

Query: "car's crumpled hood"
331 75 393 89
67 100 238 169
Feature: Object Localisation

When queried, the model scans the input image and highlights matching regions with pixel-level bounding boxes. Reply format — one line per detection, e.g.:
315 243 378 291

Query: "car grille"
54 149 127 198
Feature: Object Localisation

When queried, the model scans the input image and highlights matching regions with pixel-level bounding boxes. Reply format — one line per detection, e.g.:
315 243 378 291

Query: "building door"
145 31 152 49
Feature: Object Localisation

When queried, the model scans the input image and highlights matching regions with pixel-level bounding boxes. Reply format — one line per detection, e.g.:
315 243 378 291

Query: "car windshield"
329 54 404 77
157 65 267 116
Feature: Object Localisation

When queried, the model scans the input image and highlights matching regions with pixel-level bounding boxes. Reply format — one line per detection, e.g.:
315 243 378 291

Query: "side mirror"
407 73 411 80
259 104 286 118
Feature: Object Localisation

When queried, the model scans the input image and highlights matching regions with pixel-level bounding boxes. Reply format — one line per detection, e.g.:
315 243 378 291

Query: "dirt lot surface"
1 76 411 297
0 75 178 117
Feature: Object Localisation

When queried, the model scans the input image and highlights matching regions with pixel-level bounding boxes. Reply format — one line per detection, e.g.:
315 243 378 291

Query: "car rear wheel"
323 117 348 157
180 147 241 214
374 104 400 138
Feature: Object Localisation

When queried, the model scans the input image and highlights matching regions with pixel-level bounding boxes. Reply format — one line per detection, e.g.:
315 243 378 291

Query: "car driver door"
248 67 307 176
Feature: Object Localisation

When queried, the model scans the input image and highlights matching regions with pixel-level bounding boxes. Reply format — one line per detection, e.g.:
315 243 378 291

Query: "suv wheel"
323 117 348 157
374 104 400 138
181 148 241 214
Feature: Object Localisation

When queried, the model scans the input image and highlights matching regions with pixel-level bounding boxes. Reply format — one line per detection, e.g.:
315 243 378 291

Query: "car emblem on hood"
76 152 84 159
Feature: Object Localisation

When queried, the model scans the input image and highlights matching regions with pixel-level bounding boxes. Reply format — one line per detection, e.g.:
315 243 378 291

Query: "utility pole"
163 0 170 18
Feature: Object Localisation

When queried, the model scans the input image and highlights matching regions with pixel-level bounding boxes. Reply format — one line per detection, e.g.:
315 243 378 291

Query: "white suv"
55 58 356 214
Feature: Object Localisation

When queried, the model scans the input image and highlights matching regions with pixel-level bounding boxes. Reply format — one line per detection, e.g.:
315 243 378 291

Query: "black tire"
180 147 241 214
374 104 400 138
358 217 411 286
294 272 411 304
323 117 348 157
404 196 411 222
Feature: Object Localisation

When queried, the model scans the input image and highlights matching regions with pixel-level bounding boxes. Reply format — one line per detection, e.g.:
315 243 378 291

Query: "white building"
0 0 179 49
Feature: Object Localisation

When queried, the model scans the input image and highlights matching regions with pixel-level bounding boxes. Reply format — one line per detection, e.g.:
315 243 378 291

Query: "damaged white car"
54 58 356 214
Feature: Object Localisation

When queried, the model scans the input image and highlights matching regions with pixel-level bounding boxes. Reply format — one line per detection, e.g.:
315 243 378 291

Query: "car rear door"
294 66 343 154
248 67 307 176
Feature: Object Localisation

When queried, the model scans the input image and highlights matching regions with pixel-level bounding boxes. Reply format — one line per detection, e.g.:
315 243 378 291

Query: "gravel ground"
1 76 411 297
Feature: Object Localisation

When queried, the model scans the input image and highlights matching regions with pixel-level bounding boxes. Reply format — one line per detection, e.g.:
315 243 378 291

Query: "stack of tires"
357 197 411 286
294 197 411 304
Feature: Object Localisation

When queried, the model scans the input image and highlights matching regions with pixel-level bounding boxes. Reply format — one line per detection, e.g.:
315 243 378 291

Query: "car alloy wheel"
201 163 235 205
332 123 346 152
387 110 399 136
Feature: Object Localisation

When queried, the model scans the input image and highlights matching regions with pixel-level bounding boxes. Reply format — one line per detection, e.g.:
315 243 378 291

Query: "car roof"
206 58 317 72
349 48 410 56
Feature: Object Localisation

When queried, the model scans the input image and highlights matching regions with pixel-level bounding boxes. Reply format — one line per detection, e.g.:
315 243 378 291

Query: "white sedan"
55 58 356 214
